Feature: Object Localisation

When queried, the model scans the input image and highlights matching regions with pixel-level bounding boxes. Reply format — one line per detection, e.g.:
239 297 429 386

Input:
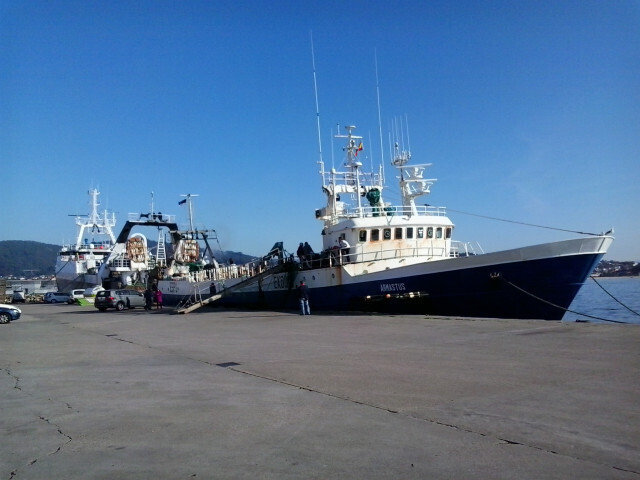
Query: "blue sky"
2 1 638 260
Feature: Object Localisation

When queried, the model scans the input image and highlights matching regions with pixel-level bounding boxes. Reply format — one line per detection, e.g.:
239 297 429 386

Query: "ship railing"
61 251 111 262
321 171 383 187
182 262 263 283
59 241 113 253
344 205 447 218
352 245 447 264
127 213 177 223
109 257 132 269
449 241 484 257
298 244 449 269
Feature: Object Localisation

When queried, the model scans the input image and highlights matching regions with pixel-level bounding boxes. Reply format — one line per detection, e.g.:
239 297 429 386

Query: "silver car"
44 292 71 304
94 289 146 311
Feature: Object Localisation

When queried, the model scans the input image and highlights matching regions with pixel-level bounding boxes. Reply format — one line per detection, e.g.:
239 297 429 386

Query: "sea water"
564 277 640 324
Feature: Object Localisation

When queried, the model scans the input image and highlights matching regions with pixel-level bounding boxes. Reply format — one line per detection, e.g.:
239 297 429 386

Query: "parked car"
0 303 21 324
12 291 26 303
44 292 71 304
94 289 146 311
67 289 86 304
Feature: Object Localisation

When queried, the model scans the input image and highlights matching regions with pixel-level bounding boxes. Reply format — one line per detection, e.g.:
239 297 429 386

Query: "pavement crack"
613 465 640 475
89 331 640 477
498 437 522 445
38 415 72 455
225 366 637 476
3 368 21 390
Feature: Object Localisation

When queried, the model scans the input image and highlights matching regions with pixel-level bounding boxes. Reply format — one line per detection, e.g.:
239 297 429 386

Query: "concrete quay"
2 304 639 479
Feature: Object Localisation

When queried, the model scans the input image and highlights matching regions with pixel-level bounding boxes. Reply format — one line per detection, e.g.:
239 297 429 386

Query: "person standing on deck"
339 237 351 263
303 242 314 268
297 243 305 266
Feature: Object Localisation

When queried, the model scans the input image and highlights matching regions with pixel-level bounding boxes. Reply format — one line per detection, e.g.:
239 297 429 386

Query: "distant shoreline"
594 275 639 279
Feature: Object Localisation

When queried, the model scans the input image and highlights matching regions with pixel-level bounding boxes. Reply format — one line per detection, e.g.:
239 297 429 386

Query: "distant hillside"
0 241 59 276
595 260 640 277
0 240 256 278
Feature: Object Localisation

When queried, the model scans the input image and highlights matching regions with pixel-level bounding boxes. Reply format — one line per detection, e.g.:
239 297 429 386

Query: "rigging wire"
500 276 628 324
310 31 323 171
436 206 609 237
589 275 640 317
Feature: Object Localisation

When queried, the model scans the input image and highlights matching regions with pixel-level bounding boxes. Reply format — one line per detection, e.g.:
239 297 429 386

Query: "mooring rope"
440 206 607 237
589 276 640 317
500 276 628 324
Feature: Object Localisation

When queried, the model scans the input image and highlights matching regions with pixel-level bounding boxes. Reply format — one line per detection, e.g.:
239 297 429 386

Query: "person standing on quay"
298 280 310 315
155 288 163 310
143 288 153 310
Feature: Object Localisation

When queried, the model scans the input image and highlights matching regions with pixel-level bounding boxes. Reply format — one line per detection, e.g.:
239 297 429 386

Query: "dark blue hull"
214 252 604 320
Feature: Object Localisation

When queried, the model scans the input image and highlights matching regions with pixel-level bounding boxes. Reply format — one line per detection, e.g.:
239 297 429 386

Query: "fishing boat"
214 125 613 320
55 189 117 292
93 194 252 306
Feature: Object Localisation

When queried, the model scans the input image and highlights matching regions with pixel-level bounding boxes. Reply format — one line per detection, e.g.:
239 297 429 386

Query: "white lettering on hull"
272 274 288 290
380 283 406 292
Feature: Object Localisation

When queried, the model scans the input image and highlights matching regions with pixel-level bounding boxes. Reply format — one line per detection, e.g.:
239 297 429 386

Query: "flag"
178 199 187 205
355 142 363 156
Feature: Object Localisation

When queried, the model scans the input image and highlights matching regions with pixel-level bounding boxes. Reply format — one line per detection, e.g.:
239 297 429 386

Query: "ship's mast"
74 189 116 248
391 142 436 215
317 125 386 225
179 193 199 233
177 193 217 264
335 126 364 216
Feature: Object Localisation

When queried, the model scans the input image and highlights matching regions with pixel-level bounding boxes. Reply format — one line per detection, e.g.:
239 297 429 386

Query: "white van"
67 289 86 304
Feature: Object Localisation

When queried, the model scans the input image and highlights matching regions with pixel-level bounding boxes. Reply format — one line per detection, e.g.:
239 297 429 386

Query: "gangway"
174 261 294 314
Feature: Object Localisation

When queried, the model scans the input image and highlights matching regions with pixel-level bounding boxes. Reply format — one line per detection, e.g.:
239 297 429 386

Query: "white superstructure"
315 126 457 271
55 189 117 292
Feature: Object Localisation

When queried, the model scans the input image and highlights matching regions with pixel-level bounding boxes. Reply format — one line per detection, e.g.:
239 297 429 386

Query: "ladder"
156 231 167 266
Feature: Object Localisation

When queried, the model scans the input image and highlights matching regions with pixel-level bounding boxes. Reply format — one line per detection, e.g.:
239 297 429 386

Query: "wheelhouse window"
406 227 413 239
436 227 443 239
359 230 367 242
417 227 424 239
371 229 380 241
446 227 452 239
394 228 403 239
383 228 391 240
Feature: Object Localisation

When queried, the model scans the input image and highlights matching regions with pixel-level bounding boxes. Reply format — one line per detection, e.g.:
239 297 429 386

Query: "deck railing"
170 239 485 284
343 204 448 218
127 213 177 223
